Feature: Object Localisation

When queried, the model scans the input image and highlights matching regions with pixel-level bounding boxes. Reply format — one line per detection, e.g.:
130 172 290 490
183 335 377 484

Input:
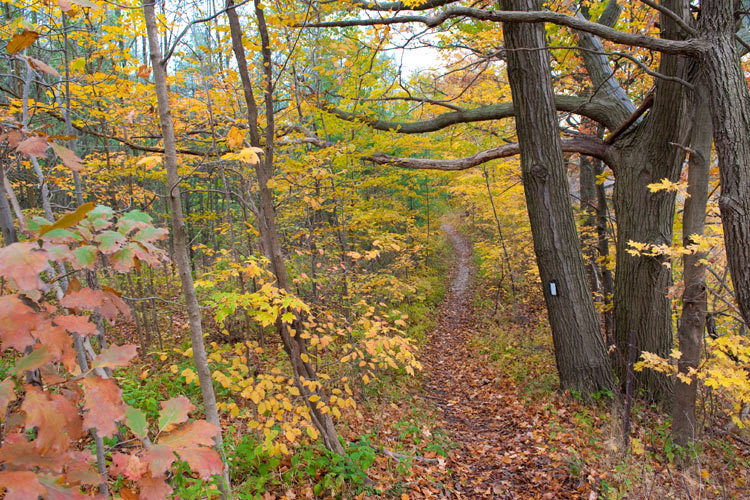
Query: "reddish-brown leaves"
21 386 82 455
0 379 16 416
160 420 219 448
15 135 48 157
0 295 41 351
61 287 131 322
142 445 176 477
175 447 223 479
111 452 148 481
138 474 173 500
82 376 125 437
54 314 98 337
0 242 50 293
0 470 46 500
92 344 137 370
50 142 83 171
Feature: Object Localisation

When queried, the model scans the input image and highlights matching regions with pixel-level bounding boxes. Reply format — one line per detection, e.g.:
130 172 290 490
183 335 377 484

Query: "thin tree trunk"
143 3 231 493
672 84 711 449
0 164 17 244
226 0 346 454
501 0 614 396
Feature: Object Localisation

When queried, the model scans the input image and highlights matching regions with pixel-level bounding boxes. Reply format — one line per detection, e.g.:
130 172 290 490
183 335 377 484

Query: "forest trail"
419 225 578 499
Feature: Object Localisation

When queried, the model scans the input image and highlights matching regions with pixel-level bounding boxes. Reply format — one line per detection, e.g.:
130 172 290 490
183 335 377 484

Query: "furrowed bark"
699 0 750 329
672 83 711 449
501 0 614 396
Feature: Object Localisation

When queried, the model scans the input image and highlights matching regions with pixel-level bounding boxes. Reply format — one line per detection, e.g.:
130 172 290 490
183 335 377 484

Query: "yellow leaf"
169 364 178 374
226 126 245 149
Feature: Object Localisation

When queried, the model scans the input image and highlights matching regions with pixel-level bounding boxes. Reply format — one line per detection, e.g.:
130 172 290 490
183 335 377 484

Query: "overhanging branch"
363 135 616 171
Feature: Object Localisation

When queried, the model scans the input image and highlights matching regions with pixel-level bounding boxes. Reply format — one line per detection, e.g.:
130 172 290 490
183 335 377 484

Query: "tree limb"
363 135 616 171
321 94 623 132
299 7 707 55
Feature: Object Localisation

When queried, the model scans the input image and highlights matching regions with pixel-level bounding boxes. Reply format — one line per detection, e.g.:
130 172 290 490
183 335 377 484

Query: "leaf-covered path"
419 225 579 499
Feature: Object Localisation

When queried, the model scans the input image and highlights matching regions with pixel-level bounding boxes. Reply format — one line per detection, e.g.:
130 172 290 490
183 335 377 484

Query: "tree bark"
672 83 711 449
699 1 750 329
610 0 693 400
143 3 231 492
501 0 614 396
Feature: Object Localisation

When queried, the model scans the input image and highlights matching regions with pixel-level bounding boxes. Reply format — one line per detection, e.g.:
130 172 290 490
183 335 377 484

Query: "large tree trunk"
501 0 614 396
672 84 711 449
226 0 345 455
699 1 750 329
143 3 231 492
610 0 693 400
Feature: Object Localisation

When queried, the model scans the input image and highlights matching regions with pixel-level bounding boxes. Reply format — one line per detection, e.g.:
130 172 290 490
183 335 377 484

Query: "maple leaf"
6 30 39 54
175 447 223 479
226 126 245 149
159 420 218 449
158 396 195 432
50 142 84 172
143 444 176 476
22 385 82 455
0 471 46 500
92 344 137 369
138 474 173 500
34 323 77 372
54 314 98 337
0 242 50 292
111 452 147 481
61 288 131 322
82 376 125 438
0 295 41 351
15 136 49 157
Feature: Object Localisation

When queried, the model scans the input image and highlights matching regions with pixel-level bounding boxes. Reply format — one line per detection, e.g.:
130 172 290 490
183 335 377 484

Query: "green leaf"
38 202 95 237
125 405 148 439
72 245 97 269
15 345 53 372
158 396 195 432
133 226 168 243
96 230 125 254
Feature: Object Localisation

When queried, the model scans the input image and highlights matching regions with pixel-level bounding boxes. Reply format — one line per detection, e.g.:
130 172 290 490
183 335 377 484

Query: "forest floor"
393 224 580 499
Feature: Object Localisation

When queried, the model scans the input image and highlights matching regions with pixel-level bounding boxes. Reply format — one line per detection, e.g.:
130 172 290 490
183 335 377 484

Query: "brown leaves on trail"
413 227 579 499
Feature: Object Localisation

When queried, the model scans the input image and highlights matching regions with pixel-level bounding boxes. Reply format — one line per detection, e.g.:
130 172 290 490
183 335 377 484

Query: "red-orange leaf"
111 452 147 481
93 344 137 369
0 295 41 351
143 444 176 477
54 314 97 337
0 471 46 500
159 420 218 449
50 142 83 172
61 288 131 322
0 242 50 292
15 135 48 157
35 323 77 372
139 474 173 500
82 376 125 438
176 447 223 479
158 396 194 432
21 386 82 455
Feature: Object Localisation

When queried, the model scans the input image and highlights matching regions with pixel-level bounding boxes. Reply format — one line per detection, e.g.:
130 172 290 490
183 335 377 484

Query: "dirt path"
420 225 578 499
